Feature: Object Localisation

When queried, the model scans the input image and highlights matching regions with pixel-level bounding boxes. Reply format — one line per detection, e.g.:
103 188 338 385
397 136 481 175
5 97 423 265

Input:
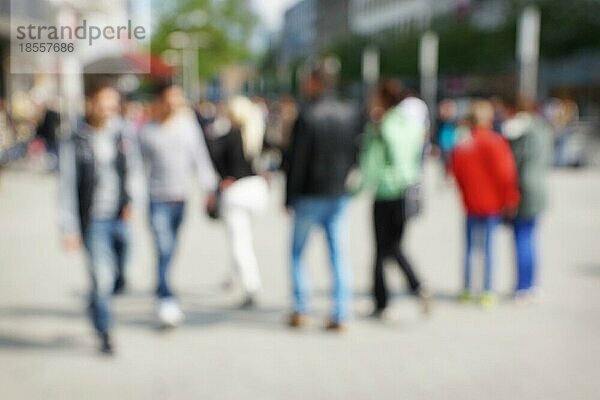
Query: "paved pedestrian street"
0 163 598 399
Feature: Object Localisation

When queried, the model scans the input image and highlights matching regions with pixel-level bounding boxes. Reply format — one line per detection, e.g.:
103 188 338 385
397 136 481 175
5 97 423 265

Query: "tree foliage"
151 0 257 78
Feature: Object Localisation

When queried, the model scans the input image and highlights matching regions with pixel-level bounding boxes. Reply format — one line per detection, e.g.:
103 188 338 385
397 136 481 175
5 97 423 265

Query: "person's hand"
63 234 81 251
205 191 218 213
120 204 132 221
220 177 236 192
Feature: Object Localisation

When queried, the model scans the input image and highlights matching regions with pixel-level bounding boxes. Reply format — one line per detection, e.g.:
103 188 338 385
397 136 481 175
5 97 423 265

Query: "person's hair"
227 96 265 161
85 79 117 99
375 79 405 110
305 58 340 91
504 95 537 114
150 80 176 99
469 99 495 127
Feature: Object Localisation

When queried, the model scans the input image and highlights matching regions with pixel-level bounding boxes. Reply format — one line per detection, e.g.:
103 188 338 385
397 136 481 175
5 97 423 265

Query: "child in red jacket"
450 100 520 308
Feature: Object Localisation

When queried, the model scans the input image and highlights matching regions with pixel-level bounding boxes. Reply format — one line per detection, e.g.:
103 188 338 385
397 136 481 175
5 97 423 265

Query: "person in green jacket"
358 79 431 318
502 97 554 302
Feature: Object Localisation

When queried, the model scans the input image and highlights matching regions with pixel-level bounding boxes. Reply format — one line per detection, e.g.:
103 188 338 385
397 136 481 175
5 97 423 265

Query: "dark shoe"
113 276 126 295
239 295 256 309
287 312 309 328
324 320 348 333
99 333 114 355
367 307 394 321
367 307 385 318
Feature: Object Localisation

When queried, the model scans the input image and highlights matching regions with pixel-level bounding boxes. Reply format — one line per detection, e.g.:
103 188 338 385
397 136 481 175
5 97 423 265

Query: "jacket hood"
502 112 532 140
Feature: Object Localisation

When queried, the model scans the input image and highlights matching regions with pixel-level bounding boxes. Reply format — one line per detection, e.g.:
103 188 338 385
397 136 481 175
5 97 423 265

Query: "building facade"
349 0 470 36
279 0 316 66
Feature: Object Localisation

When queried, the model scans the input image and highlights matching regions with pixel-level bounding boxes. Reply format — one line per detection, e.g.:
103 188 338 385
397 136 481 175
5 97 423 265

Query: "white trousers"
221 175 269 295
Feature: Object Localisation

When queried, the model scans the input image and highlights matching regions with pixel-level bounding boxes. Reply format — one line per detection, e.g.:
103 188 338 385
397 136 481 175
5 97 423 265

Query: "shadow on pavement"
0 332 79 352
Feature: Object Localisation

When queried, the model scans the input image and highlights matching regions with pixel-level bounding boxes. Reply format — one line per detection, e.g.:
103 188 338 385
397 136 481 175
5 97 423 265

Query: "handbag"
379 127 423 221
403 183 422 220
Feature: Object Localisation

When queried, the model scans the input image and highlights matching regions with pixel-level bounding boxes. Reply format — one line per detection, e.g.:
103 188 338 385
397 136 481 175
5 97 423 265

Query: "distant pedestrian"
59 82 136 354
433 99 459 173
359 79 431 319
450 100 520 308
285 63 361 331
502 97 553 302
140 84 219 328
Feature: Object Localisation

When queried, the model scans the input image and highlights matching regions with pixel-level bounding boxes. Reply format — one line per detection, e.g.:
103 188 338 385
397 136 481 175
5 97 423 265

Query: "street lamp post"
517 5 541 101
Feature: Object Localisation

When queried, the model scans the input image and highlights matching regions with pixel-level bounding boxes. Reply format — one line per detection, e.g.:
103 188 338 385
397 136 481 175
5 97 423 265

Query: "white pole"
362 46 380 86
420 31 438 115
517 5 541 100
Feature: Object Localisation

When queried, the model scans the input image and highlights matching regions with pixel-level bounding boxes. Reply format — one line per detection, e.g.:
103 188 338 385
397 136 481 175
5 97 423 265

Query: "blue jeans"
513 218 538 292
83 219 130 335
291 196 351 322
150 201 185 299
464 215 500 292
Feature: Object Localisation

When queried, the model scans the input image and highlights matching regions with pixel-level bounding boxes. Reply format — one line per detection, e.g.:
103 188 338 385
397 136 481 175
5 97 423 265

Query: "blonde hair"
227 96 265 161
469 100 495 128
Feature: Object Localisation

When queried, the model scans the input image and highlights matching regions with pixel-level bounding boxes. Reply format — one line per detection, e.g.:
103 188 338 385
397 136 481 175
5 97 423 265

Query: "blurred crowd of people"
38 62 569 355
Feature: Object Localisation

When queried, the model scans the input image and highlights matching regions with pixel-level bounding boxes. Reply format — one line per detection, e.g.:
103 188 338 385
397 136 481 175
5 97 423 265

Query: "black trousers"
372 199 421 310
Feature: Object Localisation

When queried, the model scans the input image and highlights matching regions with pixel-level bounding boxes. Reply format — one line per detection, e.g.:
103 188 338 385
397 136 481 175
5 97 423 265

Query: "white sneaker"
514 288 543 305
157 298 185 328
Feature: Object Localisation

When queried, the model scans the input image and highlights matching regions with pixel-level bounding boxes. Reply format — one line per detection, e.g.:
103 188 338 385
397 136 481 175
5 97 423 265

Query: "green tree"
151 0 257 78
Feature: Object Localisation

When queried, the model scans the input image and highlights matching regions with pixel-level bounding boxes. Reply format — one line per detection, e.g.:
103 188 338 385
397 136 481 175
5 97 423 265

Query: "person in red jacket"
450 100 520 308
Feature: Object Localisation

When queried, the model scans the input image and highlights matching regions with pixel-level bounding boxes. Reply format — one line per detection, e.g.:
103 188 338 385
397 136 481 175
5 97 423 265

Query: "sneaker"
416 289 433 315
287 312 309 328
99 332 114 355
479 292 498 309
458 290 472 304
113 275 126 295
367 307 394 321
324 320 348 333
514 288 542 305
367 307 386 319
157 298 185 328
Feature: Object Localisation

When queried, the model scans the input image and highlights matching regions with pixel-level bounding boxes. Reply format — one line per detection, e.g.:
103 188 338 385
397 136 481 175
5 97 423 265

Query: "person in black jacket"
285 63 361 331
59 82 136 355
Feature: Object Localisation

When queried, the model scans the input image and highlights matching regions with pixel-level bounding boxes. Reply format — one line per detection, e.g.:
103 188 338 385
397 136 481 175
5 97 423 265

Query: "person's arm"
58 137 81 248
189 116 219 193
122 124 146 212
285 113 311 208
487 137 520 212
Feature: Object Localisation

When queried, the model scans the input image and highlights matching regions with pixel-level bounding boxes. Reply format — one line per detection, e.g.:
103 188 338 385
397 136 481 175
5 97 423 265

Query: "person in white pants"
203 96 269 307
222 175 269 302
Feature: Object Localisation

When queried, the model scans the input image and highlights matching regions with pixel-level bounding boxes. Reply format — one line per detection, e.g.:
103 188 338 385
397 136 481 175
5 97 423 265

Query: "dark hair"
305 58 340 90
85 79 117 99
375 79 405 110
503 95 537 113
150 80 176 98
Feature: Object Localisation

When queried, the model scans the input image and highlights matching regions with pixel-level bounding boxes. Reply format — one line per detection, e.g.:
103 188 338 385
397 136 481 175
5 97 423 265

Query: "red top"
450 127 520 216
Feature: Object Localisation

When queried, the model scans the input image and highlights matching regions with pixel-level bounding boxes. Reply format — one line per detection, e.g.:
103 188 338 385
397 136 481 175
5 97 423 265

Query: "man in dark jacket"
285 64 361 331
59 82 136 354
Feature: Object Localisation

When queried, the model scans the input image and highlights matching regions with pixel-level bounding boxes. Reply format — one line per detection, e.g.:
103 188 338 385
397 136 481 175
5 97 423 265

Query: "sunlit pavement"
0 162 598 399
